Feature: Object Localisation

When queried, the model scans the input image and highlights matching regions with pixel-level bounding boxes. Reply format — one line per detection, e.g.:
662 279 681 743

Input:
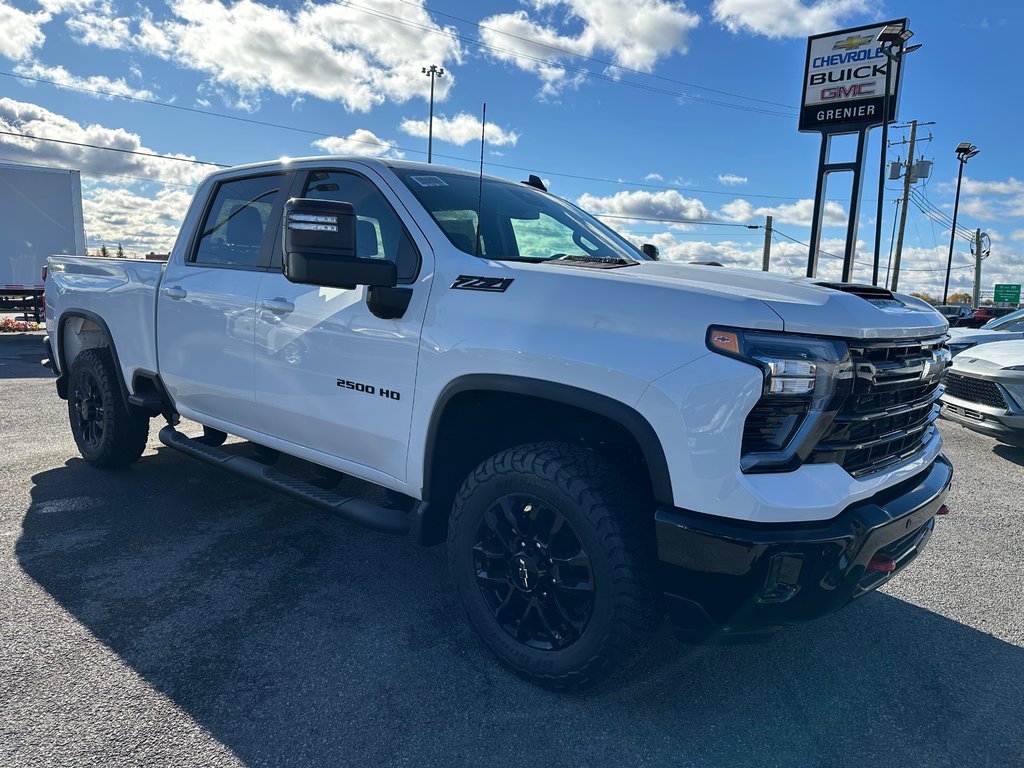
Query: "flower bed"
0 318 43 333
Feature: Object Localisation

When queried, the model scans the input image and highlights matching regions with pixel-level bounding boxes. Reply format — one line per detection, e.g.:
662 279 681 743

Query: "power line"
391 0 796 110
327 0 796 118
0 69 819 201
0 155 197 188
596 214 760 228
908 189 974 242
0 128 226 167
773 226 973 273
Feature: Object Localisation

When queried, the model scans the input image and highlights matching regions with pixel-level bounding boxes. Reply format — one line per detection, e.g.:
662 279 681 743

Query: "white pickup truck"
44 157 952 689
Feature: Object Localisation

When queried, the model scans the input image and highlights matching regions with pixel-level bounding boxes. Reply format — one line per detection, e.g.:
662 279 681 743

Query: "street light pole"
942 142 979 304
422 64 444 163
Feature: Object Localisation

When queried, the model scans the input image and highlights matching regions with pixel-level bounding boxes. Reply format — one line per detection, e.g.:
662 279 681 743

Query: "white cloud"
718 197 847 227
712 0 876 39
959 198 999 222
577 189 710 224
0 97 208 186
312 129 403 158
0 2 50 61
13 61 155 100
717 173 748 186
65 0 463 113
400 113 519 147
644 172 664 182
960 177 1024 196
82 185 193 253
479 0 700 95
1010 229 1024 242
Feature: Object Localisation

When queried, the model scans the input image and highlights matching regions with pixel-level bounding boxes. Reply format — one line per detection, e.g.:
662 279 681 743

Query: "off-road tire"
67 348 150 468
448 442 660 691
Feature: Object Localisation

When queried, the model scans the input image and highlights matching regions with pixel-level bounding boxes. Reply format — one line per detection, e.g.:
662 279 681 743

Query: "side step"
158 426 409 535
128 391 164 413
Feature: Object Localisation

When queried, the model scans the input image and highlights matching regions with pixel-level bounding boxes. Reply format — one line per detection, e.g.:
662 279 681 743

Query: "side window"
303 171 420 281
193 174 284 268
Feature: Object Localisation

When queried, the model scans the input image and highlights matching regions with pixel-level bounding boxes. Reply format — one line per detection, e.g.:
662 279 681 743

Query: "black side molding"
158 426 410 535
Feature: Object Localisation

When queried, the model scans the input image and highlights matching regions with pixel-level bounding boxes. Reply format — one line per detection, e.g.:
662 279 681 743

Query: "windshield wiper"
548 253 638 268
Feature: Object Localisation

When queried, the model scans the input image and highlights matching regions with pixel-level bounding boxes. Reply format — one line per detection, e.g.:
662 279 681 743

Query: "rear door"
252 165 431 483
157 171 290 430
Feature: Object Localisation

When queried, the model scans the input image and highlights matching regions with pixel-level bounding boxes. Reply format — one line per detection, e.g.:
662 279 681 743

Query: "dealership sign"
800 19 907 133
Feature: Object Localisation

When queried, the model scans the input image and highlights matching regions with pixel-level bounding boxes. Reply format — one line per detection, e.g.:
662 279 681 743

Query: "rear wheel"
68 348 149 468
448 442 660 690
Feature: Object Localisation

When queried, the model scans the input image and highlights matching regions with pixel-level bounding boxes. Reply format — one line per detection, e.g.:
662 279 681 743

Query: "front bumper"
942 401 1024 446
655 455 952 641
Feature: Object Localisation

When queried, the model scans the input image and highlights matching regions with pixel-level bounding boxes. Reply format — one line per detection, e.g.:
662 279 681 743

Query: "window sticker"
410 175 448 187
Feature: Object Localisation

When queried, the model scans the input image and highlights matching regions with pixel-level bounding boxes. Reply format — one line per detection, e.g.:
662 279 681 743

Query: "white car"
942 339 1024 446
947 308 1024 357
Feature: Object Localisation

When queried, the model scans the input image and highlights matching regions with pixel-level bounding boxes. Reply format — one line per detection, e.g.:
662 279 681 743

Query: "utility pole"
421 64 444 163
973 228 984 308
761 215 772 271
890 120 917 292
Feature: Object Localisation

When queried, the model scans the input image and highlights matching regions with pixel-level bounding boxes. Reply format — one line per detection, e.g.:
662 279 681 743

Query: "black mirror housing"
283 198 397 289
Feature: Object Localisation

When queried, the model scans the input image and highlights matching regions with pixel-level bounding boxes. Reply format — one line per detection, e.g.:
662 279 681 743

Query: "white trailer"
0 162 85 316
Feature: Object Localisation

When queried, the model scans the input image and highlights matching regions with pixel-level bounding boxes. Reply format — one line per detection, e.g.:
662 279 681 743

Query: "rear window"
192 174 284 268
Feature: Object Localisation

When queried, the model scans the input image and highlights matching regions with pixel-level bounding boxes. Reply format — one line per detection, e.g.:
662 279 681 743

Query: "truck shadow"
17 450 1024 767
0 334 51 379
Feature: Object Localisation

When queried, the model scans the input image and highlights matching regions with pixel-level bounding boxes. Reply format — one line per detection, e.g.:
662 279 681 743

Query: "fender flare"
422 374 674 505
54 309 130 403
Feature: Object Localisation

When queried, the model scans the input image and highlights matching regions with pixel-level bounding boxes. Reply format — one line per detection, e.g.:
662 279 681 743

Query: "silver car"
941 339 1024 446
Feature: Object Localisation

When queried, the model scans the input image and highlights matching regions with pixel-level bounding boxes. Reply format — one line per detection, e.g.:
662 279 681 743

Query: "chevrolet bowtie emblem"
833 35 872 51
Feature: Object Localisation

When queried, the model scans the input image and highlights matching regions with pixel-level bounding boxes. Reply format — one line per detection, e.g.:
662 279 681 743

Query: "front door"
252 166 431 484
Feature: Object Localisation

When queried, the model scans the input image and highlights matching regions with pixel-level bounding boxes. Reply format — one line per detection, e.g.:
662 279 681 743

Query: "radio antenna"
474 102 486 257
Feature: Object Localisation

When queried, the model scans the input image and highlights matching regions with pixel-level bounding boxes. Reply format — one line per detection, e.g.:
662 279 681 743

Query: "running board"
158 426 409 535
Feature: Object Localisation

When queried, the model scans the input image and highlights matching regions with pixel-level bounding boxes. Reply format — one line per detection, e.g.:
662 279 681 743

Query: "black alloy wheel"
449 442 660 690
71 368 106 452
67 347 150 468
474 494 595 650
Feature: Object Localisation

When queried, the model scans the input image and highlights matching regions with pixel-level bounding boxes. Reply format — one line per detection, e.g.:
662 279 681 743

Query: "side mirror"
641 243 659 260
283 198 397 289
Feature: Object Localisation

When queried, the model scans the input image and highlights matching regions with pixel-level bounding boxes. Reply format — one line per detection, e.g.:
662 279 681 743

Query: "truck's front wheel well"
419 386 670 546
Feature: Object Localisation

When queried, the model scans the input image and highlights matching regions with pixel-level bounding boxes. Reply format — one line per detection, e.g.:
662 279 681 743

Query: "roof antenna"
474 102 486 258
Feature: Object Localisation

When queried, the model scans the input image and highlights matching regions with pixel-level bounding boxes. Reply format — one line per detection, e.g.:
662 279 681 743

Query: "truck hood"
559 261 949 340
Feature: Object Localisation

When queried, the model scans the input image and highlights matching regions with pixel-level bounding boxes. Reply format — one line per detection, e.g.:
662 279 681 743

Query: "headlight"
707 327 853 472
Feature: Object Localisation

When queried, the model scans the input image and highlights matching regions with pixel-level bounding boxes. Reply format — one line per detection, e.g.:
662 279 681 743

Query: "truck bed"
46 256 165 387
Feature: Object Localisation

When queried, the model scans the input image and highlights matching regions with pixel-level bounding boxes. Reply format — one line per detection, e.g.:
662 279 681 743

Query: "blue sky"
0 0 1020 298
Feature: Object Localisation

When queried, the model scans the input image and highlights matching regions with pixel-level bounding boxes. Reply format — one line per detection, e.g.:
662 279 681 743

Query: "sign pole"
806 134 829 278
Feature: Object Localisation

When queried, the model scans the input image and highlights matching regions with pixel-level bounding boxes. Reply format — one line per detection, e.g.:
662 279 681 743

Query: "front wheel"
68 348 150 468
448 442 660 691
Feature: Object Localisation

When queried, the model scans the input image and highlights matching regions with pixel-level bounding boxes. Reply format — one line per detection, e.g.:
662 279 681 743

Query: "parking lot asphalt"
1 331 1023 768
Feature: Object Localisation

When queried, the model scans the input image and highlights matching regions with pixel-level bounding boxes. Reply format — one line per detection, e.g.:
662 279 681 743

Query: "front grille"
944 371 1008 409
810 336 947 478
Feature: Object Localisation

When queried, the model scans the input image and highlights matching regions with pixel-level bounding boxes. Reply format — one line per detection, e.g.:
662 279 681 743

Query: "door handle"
162 285 187 300
260 298 295 314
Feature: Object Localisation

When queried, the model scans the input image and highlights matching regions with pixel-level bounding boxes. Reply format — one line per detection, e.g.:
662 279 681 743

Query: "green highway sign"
993 284 1021 304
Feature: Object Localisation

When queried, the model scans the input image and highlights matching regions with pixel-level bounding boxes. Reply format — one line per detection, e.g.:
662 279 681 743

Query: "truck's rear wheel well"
419 380 672 546
57 312 116 400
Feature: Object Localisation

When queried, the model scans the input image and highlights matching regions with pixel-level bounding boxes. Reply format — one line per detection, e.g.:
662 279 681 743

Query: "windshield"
937 306 963 317
395 169 643 263
982 307 1024 330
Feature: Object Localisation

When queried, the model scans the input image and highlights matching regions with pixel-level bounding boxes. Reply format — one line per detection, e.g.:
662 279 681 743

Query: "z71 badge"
451 275 513 292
